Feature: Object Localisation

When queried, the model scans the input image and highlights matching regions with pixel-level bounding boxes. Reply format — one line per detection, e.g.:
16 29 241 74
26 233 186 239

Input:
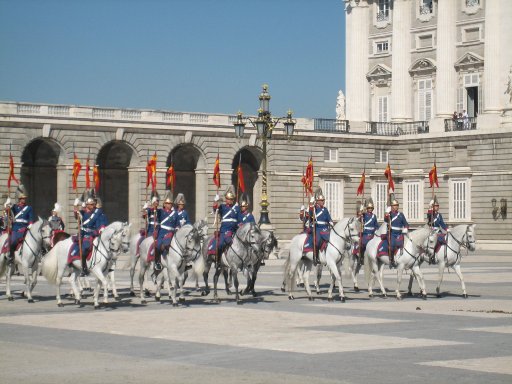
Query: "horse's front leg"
69 269 83 307
315 263 322 295
108 269 119 300
139 263 148 304
129 255 139 297
201 258 211 297
303 258 314 301
23 264 35 303
168 264 180 306
411 265 427 300
6 262 15 301
395 266 405 300
376 262 387 298
91 268 108 308
223 269 231 295
233 269 241 304
353 257 362 292
453 264 468 299
212 265 222 303
436 259 446 298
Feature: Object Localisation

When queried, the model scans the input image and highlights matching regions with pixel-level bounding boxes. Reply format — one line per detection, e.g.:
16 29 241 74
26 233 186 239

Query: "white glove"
329 221 334 227
446 227 451 233
180 218 186 226
309 196 315 204
385 206 391 214
27 224 32 229
300 205 305 211
142 201 149 210
402 228 408 234
429 199 434 207
81 202 86 208
4 197 11 208
73 198 81 206
214 194 220 202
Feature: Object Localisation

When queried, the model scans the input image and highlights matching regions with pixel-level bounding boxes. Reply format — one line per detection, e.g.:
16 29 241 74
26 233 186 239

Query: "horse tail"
41 247 59 285
364 248 372 286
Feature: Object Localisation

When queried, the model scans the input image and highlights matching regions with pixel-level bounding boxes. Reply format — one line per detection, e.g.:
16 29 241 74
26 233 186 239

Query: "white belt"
391 226 402 231
16 219 28 223
160 225 175 231
364 226 375 230
222 218 237 223
82 228 95 233
317 221 328 225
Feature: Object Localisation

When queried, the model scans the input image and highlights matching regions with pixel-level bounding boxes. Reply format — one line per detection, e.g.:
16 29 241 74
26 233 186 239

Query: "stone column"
56 164 70 226
128 167 141 229
484 1 502 114
195 169 208 221
436 0 457 118
345 0 369 131
391 0 412 122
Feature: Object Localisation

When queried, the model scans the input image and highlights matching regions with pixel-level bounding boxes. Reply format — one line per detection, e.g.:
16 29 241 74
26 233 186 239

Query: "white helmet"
52 203 62 214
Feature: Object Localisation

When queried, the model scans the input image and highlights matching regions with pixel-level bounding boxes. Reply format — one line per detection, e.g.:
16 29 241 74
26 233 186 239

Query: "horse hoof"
141 300 147 305
308 296 314 301
114 296 120 301
8 296 14 302
298 283 304 288
463 293 468 299
57 303 64 307
288 296 294 300
316 291 321 295
179 297 185 302
369 294 373 299
407 291 413 297
382 294 387 299
226 290 232 295
340 296 346 303
201 290 210 297
280 287 285 292
28 299 34 304
155 296 160 302
94 305 100 310
354 287 360 293
328 297 333 302
129 291 135 297
422 294 427 300
396 296 402 301
236 301 242 305
172 303 178 307
75 299 80 305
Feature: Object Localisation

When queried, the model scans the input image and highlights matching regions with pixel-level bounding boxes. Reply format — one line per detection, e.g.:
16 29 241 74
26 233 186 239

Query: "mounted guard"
175 193 190 229
4 184 34 265
383 196 409 268
212 185 240 259
238 193 255 226
48 202 65 247
427 196 448 263
312 188 333 266
154 190 177 271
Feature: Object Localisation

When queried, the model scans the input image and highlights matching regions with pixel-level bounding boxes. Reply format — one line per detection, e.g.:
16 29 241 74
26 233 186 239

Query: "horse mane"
375 222 387 236
102 221 123 239
449 224 470 238
408 226 430 245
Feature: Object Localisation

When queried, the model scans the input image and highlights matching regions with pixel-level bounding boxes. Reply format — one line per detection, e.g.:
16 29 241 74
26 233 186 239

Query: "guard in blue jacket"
427 198 448 263
313 194 333 265
175 193 190 229
155 193 177 270
238 199 255 226
384 199 409 268
212 189 240 258
73 196 103 276
5 185 34 264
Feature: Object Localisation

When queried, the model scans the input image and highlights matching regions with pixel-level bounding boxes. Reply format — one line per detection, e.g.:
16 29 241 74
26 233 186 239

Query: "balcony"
314 119 349 133
444 117 477 132
366 121 429 136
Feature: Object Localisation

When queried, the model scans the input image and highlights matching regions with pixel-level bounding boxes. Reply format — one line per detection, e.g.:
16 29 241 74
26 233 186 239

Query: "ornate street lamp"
233 84 296 226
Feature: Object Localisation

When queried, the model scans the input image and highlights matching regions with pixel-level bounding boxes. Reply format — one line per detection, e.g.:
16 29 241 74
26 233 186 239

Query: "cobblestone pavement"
1 250 511 384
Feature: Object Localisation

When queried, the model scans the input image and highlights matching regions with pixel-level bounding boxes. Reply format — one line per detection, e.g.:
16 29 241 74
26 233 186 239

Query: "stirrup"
80 268 89 277
154 262 162 271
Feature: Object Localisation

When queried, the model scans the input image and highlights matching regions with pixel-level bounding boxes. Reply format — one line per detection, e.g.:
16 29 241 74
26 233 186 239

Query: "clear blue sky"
0 0 346 119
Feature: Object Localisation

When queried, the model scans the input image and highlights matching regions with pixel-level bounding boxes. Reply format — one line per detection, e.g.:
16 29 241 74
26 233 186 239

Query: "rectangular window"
403 180 422 221
378 96 389 122
418 34 433 49
324 148 338 163
377 0 391 21
449 178 471 221
376 41 389 54
457 87 464 113
374 182 388 221
418 79 433 121
375 149 389 164
324 180 342 221
420 0 433 14
464 27 480 42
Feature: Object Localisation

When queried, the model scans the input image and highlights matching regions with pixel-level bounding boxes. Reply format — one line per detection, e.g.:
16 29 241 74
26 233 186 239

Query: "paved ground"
1 249 511 384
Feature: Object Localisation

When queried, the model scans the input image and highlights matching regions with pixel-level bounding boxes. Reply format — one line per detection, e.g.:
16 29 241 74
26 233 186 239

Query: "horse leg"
436 259 446 298
233 269 241 304
69 271 82 307
453 264 468 299
223 269 231 295
177 271 186 303
93 269 109 308
303 259 314 301
169 265 180 306
24 265 35 303
109 269 119 300
353 260 362 292
6 262 14 301
315 263 322 295
376 263 387 298
412 265 427 300
129 255 139 297
212 265 222 303
139 264 147 304
395 266 404 300
201 259 211 297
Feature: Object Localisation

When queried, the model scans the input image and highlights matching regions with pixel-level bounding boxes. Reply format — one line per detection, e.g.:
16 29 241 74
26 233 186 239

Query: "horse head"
464 224 476 251
237 222 263 256
346 217 361 246
424 227 438 258
39 218 53 251
120 222 132 253
260 230 278 260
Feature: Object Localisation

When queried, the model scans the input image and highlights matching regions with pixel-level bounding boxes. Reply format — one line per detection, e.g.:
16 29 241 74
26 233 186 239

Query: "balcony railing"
314 119 349 133
366 121 429 136
444 117 477 132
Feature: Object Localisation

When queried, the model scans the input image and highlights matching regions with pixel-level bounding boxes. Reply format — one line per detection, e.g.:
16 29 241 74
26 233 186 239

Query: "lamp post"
233 84 296 226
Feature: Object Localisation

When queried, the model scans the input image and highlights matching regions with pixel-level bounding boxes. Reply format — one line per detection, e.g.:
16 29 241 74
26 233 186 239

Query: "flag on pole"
213 154 221 189
7 153 19 189
166 163 176 193
429 162 439 188
356 169 366 196
237 163 246 193
85 157 91 189
146 153 157 191
72 153 82 191
302 156 314 195
384 162 394 192
93 165 100 193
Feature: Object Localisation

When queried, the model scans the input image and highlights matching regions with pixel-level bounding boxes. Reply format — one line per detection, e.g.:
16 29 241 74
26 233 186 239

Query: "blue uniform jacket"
79 208 102 237
217 203 240 233
362 212 378 235
314 205 332 232
238 211 256 225
428 211 447 231
176 209 190 228
385 211 409 236
11 204 34 232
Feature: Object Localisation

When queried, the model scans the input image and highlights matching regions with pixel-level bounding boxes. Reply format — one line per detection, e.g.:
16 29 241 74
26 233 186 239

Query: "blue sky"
0 0 346 119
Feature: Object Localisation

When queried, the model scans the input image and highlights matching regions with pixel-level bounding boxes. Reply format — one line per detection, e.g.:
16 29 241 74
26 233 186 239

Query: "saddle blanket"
68 236 93 265
302 234 327 254
376 240 402 259
1 237 23 254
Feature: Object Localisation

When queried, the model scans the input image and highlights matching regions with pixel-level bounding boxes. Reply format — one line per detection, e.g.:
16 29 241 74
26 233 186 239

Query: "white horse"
284 217 360 302
128 230 143 297
0 218 52 302
364 224 437 300
41 221 131 308
408 224 476 299
154 220 208 305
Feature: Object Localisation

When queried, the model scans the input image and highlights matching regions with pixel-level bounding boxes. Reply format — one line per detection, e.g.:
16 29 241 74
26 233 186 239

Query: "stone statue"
336 90 346 120
506 65 512 105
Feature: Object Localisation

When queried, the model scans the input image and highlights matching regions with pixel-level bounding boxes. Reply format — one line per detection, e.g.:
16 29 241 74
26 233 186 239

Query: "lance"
358 163 366 263
6 142 14 238
214 149 220 268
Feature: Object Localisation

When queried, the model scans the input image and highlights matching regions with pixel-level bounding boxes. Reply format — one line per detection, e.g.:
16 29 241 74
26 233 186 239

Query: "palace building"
0 0 511 248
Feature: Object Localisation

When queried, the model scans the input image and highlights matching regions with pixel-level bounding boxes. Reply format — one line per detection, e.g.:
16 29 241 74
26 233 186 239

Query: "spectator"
457 112 463 130
463 110 469 130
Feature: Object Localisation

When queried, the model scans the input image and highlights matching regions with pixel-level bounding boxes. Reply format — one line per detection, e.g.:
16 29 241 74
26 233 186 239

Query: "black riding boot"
8 247 15 265
154 248 162 271
80 253 89 276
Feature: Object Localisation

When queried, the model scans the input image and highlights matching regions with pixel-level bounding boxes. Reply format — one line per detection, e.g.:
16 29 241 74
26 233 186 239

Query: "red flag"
85 158 91 189
356 170 366 196
237 164 246 193
384 162 394 192
304 157 314 195
146 153 157 190
72 153 82 190
429 163 439 188
7 154 19 189
93 165 100 193
166 163 176 193
213 154 221 189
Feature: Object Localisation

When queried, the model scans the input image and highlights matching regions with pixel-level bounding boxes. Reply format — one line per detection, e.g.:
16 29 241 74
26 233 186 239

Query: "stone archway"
231 147 261 214
168 144 203 221
97 141 133 222
21 139 61 218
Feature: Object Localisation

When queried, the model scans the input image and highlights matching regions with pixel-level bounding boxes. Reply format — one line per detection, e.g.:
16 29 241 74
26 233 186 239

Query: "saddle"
1 237 24 254
376 239 402 259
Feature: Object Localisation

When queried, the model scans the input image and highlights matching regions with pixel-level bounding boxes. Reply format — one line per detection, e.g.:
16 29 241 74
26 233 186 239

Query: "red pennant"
384 163 394 193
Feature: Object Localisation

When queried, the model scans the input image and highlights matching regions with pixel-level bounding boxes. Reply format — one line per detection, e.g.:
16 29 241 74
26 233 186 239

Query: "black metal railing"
314 119 350 133
365 121 429 136
444 117 477 132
